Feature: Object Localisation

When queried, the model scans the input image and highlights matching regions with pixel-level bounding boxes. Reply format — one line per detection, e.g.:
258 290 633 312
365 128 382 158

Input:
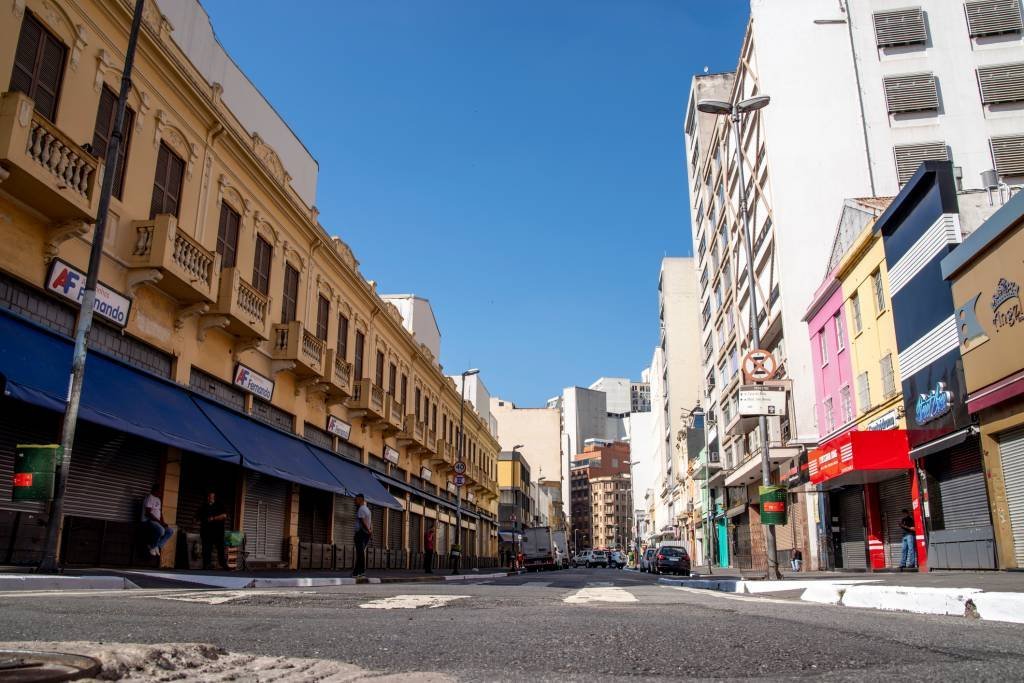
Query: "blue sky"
202 1 749 407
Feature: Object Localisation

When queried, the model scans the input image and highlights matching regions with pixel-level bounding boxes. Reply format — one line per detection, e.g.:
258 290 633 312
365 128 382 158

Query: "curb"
0 575 139 591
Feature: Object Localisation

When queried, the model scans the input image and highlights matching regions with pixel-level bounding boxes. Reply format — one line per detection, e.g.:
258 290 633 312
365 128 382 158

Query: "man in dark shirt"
899 508 917 571
197 490 228 570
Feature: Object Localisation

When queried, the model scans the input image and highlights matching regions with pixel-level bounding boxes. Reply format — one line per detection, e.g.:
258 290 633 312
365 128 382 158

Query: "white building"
647 346 671 536
557 386 609 505
449 373 498 438
379 294 442 362
589 377 632 440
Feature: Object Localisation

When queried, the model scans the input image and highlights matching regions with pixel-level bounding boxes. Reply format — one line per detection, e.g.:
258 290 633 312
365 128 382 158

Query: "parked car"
640 547 656 572
572 551 592 568
609 551 627 569
652 542 691 575
588 550 609 568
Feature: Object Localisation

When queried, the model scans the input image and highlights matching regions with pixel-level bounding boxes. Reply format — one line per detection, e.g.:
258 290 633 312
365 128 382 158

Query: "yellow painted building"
0 0 498 569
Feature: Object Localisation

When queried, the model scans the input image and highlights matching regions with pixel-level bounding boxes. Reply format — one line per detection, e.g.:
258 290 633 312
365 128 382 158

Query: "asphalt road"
1 567 1023 681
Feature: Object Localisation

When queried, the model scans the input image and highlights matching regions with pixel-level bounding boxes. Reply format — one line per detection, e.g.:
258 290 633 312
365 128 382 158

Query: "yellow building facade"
0 0 498 570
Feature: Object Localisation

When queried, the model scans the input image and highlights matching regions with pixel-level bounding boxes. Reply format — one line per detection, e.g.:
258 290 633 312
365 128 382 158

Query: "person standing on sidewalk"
142 484 174 558
353 494 372 578
424 524 435 573
197 490 228 570
899 508 917 571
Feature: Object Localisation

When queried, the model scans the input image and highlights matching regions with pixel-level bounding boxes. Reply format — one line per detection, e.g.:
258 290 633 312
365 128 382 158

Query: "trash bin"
12 444 61 502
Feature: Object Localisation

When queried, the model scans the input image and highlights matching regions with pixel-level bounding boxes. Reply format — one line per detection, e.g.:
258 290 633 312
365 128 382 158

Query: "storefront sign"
786 451 809 488
383 446 400 464
233 363 274 401
46 258 131 328
915 382 954 425
809 430 912 486
759 485 787 525
420 466 432 482
447 481 457 494
991 278 1023 329
867 410 899 431
738 385 787 417
326 415 352 440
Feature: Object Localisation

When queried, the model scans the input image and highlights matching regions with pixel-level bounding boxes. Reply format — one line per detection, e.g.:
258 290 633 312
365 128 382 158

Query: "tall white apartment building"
589 376 632 440
683 0 1024 570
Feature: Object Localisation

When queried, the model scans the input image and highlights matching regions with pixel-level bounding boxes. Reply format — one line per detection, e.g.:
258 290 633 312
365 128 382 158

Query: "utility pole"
39 0 147 572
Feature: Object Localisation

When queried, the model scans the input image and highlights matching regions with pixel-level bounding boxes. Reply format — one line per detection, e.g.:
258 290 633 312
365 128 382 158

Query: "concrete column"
159 448 182 569
286 483 300 569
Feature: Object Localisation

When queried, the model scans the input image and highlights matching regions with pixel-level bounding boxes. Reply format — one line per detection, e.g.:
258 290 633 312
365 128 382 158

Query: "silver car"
639 547 656 572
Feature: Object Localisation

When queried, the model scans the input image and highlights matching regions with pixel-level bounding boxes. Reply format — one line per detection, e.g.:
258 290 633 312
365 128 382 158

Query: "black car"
653 544 691 575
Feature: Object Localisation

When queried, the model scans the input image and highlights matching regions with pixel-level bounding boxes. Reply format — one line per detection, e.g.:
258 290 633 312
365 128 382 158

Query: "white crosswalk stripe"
564 585 637 604
359 594 469 610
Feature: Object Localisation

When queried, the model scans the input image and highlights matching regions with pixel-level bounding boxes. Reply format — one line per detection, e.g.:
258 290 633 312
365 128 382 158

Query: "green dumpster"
759 484 788 526
12 444 61 502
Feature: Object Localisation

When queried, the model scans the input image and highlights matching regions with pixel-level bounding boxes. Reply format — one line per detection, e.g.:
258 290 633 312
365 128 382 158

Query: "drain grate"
0 650 101 682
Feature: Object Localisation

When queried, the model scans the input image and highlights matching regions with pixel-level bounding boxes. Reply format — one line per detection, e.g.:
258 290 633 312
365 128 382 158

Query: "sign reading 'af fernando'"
45 258 131 328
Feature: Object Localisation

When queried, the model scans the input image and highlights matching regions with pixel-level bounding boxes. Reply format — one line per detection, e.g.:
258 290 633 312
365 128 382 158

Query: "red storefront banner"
808 430 911 485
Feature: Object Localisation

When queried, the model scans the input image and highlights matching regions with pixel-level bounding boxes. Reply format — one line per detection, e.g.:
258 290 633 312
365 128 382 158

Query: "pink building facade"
803 275 856 441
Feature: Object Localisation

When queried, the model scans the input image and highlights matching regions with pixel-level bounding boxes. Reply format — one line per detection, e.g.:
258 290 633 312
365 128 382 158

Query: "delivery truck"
521 526 556 571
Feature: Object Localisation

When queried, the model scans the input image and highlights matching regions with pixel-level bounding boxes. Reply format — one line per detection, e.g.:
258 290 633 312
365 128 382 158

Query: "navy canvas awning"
372 472 478 518
0 310 237 460
308 445 402 510
195 398 344 494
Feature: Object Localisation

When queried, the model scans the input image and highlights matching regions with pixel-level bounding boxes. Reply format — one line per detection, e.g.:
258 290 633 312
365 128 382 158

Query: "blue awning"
308 446 402 510
0 310 237 461
194 398 345 494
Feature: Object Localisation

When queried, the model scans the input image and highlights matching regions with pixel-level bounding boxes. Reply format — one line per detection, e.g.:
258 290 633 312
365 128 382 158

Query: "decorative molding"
154 110 198 177
336 298 352 317
126 267 162 296
45 220 90 261
196 314 229 341
36 0 86 70
384 301 403 324
281 240 307 269
217 174 250 216
93 49 119 93
311 205 319 223
173 302 208 330
253 211 280 246
13 0 25 18
233 337 262 359
315 274 335 300
296 377 327 397
210 82 223 107
331 237 359 271
134 90 150 133
142 0 173 39
17 97 32 127
251 133 290 187
270 359 295 377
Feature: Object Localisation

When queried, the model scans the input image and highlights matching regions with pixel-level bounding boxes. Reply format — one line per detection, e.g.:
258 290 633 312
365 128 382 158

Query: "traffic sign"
742 349 778 384
454 474 466 487
453 461 466 475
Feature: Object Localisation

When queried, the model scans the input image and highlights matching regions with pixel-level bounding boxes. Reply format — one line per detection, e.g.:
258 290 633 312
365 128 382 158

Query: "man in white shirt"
142 484 174 557
353 493 372 578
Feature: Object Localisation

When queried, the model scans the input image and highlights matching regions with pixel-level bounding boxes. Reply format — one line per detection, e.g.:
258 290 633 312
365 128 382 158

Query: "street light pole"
39 0 147 572
697 95 781 580
454 368 479 575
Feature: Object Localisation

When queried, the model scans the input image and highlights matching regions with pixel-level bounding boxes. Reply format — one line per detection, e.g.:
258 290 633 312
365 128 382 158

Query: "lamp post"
455 368 480 575
696 94 781 580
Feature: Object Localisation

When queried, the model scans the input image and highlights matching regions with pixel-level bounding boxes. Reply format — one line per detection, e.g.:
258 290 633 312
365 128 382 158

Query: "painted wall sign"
233 363 274 401
45 258 131 328
383 446 400 464
326 415 352 440
867 410 899 431
991 278 1023 330
915 382 954 425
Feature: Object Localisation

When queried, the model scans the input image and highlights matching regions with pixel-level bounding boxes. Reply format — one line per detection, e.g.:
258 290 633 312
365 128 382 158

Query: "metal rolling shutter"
334 495 357 547
387 508 404 550
838 487 868 570
436 520 447 554
879 473 913 568
997 427 1024 566
297 486 331 544
371 506 385 548
0 401 57 514
409 513 422 554
243 472 287 563
64 424 162 521
932 441 991 530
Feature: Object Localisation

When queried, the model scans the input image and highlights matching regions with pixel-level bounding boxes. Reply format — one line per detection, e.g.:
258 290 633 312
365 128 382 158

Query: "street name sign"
738 385 787 417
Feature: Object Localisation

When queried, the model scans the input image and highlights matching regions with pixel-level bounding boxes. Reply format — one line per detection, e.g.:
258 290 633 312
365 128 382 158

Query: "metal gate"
878 473 912 568
334 495 357 569
837 487 867 570
298 486 332 544
243 472 288 563
387 508 404 551
64 424 163 521
0 400 56 515
997 426 1024 567
931 443 991 530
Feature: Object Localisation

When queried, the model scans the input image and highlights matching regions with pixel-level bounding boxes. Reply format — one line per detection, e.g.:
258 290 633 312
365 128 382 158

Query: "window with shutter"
991 134 1024 177
965 0 1023 38
354 331 365 381
150 142 185 218
337 314 349 360
857 372 871 413
873 8 928 47
881 354 898 398
316 294 329 341
375 351 385 387
388 363 397 397
281 264 299 323
977 63 1024 105
893 142 949 184
9 13 67 122
400 374 408 407
92 86 135 200
216 203 241 269
414 388 422 420
883 73 939 113
252 235 272 295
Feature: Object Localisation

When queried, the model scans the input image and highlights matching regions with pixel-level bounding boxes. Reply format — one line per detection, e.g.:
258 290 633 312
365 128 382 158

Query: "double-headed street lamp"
454 368 480 575
696 94 782 579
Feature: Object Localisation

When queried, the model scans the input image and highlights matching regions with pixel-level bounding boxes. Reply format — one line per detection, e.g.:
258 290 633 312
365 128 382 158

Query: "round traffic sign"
454 474 466 487
453 461 466 475
742 349 778 383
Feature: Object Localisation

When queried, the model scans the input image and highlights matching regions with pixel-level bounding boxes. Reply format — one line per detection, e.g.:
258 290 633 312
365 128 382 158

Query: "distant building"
590 377 632 440
631 379 651 413
570 442 632 551
498 451 532 534
490 397 564 527
379 294 442 362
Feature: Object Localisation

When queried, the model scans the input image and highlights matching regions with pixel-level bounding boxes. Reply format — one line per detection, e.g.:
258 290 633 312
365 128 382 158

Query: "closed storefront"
834 487 867 570
879 473 913 568
298 486 332 545
923 438 996 569
176 454 239 536
387 508 404 550
334 494 357 563
998 428 1024 567
0 401 59 564
730 512 752 570
243 472 288 564
409 512 422 555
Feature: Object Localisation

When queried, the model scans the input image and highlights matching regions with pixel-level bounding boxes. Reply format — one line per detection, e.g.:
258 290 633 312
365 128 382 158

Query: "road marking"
564 587 637 604
524 581 552 588
665 585 809 606
155 590 315 605
359 594 469 610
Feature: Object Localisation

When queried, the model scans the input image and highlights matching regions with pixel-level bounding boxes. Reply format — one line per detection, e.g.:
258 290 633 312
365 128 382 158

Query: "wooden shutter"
150 142 184 218
991 134 1024 177
316 294 329 340
388 363 397 397
92 86 135 199
893 141 948 184
337 314 349 359
252 235 272 295
375 351 385 387
281 264 299 323
965 0 1023 37
414 388 422 420
216 203 241 269
873 8 927 47
400 374 408 407
883 73 939 113
9 13 67 122
977 62 1024 104
354 331 365 381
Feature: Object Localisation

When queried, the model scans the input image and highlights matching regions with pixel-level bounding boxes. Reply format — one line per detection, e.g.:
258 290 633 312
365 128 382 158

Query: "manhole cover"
0 650 100 682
